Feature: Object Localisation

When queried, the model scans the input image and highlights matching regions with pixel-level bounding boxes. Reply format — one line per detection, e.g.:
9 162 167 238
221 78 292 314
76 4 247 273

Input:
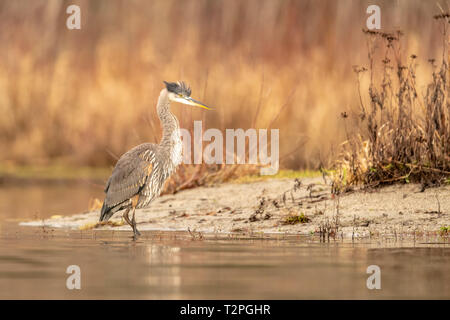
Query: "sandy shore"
20 177 450 239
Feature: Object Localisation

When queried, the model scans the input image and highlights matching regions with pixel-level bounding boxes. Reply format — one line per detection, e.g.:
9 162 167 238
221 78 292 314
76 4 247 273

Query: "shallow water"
0 184 449 299
0 183 104 221
0 224 449 299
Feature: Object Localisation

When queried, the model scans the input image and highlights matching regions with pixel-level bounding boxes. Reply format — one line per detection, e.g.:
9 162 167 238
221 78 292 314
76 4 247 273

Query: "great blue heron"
99 81 211 239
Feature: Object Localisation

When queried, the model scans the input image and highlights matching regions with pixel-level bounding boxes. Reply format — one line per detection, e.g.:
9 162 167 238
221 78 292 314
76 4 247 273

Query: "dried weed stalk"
333 15 450 192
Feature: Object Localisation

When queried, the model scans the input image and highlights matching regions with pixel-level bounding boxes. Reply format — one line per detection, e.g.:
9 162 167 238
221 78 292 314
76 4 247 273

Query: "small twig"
435 192 441 214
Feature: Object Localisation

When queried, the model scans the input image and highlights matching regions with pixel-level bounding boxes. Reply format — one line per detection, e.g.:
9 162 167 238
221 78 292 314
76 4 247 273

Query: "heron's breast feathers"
170 130 183 166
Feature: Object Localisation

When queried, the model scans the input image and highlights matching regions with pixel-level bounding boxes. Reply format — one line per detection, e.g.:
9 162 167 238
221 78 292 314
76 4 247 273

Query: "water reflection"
145 245 182 294
0 184 448 299
0 224 448 299
0 183 103 220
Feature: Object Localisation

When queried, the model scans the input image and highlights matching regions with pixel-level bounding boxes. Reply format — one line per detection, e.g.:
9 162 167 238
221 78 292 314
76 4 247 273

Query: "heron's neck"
157 89 182 165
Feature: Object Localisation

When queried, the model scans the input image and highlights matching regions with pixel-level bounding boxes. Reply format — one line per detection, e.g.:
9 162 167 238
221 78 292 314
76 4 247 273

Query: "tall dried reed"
333 14 450 192
0 1 446 173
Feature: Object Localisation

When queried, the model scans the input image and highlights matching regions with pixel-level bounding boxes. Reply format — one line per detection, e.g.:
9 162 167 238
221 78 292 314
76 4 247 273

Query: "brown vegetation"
1 1 449 194
0 0 447 171
333 14 450 191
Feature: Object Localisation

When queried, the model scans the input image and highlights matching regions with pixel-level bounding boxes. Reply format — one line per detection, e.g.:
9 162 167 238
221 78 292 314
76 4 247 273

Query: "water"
0 184 449 299
0 183 104 221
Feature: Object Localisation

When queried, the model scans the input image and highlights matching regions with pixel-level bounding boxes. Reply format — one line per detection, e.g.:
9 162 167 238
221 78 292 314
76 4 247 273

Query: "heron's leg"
122 207 133 230
131 207 141 238
130 195 141 239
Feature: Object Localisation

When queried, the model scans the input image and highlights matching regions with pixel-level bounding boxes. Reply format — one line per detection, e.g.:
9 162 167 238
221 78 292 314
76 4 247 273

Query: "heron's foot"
131 225 142 240
132 230 141 241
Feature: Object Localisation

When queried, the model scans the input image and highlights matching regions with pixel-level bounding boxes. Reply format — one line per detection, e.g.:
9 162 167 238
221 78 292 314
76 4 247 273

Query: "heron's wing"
103 143 157 209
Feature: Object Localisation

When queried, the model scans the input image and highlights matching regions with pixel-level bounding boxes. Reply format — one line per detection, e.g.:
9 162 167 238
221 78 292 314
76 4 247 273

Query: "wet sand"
18 177 450 239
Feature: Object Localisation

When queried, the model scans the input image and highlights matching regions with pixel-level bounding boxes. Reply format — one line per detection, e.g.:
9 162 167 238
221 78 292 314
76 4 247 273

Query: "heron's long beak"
174 96 213 110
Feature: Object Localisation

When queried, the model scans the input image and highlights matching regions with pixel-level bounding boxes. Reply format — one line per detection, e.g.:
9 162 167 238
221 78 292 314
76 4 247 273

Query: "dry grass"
1 1 447 169
333 14 450 191
163 163 260 194
1 1 450 195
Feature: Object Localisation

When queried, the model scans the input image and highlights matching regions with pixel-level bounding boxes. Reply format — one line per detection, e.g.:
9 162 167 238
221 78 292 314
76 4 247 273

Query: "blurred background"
0 0 447 171
1 2 449 300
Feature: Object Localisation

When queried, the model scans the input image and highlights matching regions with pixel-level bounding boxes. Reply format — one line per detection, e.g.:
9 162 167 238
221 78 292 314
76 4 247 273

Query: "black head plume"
164 81 192 97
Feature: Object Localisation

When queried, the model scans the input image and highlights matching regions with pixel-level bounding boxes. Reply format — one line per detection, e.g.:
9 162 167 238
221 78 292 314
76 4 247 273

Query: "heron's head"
164 81 212 110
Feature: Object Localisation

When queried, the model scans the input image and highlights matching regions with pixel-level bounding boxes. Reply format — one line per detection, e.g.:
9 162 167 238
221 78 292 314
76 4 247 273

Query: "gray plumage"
164 81 191 96
100 143 159 220
99 81 211 238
